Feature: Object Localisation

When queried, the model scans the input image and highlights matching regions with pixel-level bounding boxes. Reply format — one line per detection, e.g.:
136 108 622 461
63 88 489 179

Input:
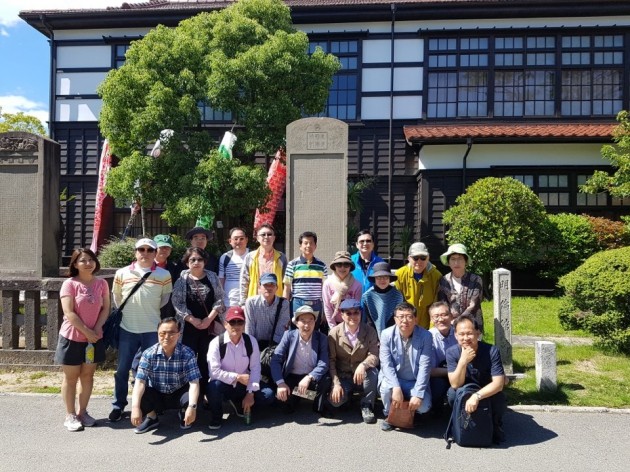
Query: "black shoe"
108 408 123 422
134 416 159 434
208 418 222 430
361 406 376 424
493 425 506 444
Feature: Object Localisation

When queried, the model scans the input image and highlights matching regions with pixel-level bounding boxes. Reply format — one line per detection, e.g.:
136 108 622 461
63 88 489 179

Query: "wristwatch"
474 392 482 401
188 404 197 409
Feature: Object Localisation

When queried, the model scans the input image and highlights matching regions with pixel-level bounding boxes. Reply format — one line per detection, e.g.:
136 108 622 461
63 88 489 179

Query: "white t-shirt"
219 249 248 307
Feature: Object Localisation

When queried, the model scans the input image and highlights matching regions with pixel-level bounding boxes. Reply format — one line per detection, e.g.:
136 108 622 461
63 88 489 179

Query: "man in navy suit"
379 301 433 431
270 305 330 415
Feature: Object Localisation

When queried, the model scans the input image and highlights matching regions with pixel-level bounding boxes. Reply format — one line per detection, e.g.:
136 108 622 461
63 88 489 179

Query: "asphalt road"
1 394 628 471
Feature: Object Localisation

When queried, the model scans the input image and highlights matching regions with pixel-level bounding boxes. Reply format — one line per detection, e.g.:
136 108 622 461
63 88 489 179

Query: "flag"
254 148 286 229
90 139 113 253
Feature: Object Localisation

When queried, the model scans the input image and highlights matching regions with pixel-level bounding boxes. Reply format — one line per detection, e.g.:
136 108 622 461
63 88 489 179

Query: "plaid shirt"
136 342 201 394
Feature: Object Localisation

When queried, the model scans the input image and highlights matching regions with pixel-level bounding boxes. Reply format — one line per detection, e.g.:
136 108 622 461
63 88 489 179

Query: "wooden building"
19 0 630 264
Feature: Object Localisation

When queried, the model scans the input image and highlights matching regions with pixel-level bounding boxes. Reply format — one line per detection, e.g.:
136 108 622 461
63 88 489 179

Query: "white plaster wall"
54 28 151 40
57 45 111 68
395 39 423 63
301 16 630 35
56 99 102 122
361 96 390 119
362 68 390 91
394 67 422 91
363 40 391 63
418 143 607 170
393 96 422 119
57 72 108 95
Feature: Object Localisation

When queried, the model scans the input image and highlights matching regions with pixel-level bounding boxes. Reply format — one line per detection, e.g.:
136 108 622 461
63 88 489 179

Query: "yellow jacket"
395 263 442 329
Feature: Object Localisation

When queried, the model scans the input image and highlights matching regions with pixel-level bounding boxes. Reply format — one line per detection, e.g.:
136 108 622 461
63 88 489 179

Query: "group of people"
55 225 505 443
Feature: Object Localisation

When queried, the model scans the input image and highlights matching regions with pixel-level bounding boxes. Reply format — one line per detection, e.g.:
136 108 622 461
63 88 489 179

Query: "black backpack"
444 383 493 449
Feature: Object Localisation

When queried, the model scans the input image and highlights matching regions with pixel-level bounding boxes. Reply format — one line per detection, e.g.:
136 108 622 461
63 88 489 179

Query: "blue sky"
0 1 122 128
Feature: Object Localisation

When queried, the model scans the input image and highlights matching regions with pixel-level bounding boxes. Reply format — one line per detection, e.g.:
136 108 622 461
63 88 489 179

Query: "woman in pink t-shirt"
55 248 110 431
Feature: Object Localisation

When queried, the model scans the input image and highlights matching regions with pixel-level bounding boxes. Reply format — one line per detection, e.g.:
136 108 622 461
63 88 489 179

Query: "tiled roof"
403 123 617 143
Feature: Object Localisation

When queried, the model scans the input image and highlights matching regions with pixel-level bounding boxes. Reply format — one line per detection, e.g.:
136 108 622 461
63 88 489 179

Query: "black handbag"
259 297 285 379
102 271 151 349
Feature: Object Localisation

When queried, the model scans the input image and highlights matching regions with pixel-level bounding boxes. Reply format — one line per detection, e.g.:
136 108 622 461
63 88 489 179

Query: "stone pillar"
0 132 61 277
285 118 348 264
535 341 557 392
23 291 42 350
1 290 19 349
493 268 513 375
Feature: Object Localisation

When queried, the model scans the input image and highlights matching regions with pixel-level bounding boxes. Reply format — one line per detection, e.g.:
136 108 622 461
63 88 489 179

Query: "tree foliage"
0 107 47 136
539 213 599 281
97 0 340 225
558 247 630 354
442 177 548 276
582 110 630 197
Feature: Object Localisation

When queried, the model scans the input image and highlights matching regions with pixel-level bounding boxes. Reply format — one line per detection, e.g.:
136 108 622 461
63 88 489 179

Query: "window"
426 32 624 119
577 175 608 206
310 40 359 120
114 44 131 68
427 37 488 118
198 101 232 123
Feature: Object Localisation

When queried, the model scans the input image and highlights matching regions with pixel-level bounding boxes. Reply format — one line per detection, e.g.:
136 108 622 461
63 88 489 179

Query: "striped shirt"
283 256 328 301
244 295 290 344
113 262 172 333
218 249 248 307
136 342 201 394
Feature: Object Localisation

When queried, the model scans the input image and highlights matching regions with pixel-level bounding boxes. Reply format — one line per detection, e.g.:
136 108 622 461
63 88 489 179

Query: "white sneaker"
64 414 84 432
77 411 96 427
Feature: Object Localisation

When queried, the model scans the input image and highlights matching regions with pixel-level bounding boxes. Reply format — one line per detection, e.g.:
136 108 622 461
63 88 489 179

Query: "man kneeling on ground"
446 314 507 443
326 299 379 424
207 306 275 430
130 317 200 434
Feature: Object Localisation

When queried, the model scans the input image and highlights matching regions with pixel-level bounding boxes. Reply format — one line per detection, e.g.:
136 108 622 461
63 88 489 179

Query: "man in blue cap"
326 299 380 423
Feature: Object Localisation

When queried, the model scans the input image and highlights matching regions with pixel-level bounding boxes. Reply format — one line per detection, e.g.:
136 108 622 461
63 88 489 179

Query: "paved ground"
1 393 629 471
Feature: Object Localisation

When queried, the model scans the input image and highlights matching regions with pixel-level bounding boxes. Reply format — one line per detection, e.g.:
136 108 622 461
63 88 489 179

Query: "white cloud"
0 1 124 27
0 95 48 126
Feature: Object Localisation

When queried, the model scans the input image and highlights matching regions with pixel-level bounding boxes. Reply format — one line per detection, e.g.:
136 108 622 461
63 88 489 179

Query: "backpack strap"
222 250 233 274
219 333 253 371
118 271 152 312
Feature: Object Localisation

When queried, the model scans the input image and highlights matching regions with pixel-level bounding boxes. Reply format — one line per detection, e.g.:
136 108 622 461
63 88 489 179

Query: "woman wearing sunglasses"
394 242 442 329
438 243 484 336
322 251 363 329
172 247 225 401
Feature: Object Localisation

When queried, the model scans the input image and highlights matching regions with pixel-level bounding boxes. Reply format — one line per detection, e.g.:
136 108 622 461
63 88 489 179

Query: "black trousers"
140 384 190 415
182 324 213 399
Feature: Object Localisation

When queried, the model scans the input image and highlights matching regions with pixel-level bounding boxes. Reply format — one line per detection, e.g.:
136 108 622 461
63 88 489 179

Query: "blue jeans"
380 378 432 416
113 328 158 409
430 377 450 409
206 380 275 422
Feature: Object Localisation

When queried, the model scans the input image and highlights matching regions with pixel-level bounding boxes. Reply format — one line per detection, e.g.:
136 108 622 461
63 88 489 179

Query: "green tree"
98 0 340 225
582 110 630 197
0 107 47 136
443 177 548 277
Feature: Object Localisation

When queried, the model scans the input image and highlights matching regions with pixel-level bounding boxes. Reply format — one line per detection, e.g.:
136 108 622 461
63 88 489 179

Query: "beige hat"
292 305 317 325
440 243 471 266
329 250 355 271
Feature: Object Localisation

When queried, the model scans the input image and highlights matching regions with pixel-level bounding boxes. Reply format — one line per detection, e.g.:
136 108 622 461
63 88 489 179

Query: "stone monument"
535 340 558 392
285 118 348 264
493 267 513 375
0 132 61 277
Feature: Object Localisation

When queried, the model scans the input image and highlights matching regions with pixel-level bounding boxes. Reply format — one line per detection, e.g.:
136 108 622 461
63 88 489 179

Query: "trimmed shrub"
98 233 195 268
443 177 548 276
539 213 599 281
585 215 630 250
558 247 630 354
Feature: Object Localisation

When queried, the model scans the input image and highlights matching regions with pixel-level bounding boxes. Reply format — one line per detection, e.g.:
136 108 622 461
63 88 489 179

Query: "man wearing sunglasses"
395 242 442 329
110 238 173 422
351 230 384 295
207 306 275 430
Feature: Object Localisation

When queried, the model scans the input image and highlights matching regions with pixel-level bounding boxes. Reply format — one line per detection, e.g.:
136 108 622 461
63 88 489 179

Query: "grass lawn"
482 297 630 408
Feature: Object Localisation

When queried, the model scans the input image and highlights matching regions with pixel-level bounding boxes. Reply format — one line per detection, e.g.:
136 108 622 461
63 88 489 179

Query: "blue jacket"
379 325 432 399
270 329 329 383
351 251 384 294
